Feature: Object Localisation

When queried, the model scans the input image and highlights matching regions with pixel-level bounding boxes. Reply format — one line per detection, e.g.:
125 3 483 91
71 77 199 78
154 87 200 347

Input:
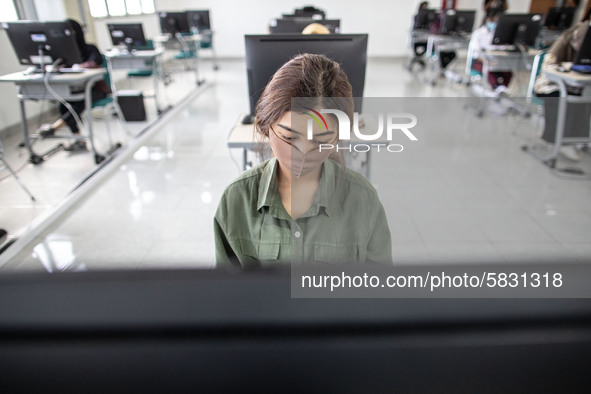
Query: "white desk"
0 69 112 164
528 68 591 169
481 48 538 81
104 48 168 114
228 114 390 179
468 49 539 117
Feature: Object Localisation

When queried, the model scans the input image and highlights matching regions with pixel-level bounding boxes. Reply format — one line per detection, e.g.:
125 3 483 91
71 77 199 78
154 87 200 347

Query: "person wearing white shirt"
469 8 513 92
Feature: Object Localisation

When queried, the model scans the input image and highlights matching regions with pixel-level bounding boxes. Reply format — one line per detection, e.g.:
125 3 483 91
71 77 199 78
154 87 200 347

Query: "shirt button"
294 231 301 238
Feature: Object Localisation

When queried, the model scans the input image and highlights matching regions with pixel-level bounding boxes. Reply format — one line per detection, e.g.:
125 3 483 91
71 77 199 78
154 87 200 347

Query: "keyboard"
60 68 86 73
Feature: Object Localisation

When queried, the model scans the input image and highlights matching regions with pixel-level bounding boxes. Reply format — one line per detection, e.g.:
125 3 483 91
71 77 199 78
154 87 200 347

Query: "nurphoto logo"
305 108 419 153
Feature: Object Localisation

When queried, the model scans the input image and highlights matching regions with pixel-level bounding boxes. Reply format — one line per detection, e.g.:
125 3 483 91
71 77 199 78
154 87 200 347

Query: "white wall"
145 0 531 57
90 0 534 56
34 0 66 20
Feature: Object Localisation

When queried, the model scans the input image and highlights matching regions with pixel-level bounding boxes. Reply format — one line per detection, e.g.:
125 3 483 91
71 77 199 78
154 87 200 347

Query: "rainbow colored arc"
304 107 328 131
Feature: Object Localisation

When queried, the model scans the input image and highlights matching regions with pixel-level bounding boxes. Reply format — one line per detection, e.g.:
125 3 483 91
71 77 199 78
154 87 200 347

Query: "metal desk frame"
526 68 591 169
104 48 169 115
424 33 471 86
0 69 114 165
153 33 206 86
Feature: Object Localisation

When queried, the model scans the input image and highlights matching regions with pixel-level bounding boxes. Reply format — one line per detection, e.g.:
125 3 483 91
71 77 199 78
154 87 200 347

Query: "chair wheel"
95 154 105 164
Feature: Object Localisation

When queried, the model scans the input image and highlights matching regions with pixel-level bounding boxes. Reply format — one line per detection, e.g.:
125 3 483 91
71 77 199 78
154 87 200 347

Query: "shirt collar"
257 158 278 213
256 157 339 217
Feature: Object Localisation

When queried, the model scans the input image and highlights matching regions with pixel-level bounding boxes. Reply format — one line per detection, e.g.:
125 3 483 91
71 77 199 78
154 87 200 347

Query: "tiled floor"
1 57 590 271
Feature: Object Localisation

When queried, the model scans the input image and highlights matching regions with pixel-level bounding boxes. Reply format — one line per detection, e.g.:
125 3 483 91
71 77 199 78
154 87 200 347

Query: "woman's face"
269 111 339 177
271 111 338 151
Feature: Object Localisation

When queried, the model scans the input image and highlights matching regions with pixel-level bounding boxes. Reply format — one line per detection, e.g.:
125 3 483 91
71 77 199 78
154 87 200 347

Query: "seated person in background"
39 19 110 152
534 9 591 161
214 54 392 267
410 1 430 68
469 8 513 94
302 23 330 34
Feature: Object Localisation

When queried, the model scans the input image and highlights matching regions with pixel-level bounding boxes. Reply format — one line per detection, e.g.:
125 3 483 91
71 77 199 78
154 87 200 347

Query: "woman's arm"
213 199 241 267
79 45 103 69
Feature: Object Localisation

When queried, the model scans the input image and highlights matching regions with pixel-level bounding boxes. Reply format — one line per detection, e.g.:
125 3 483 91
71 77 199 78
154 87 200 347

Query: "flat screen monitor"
282 13 324 20
244 34 368 123
0 269 590 392
293 6 326 18
187 10 211 31
414 8 438 30
107 23 147 50
492 13 543 47
158 11 190 35
544 6 575 31
439 9 476 35
1 20 84 69
571 21 591 73
269 18 341 34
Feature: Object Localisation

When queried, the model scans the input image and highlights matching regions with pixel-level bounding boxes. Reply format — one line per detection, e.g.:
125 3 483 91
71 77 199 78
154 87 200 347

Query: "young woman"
534 9 591 161
39 19 110 152
469 8 513 93
214 54 392 267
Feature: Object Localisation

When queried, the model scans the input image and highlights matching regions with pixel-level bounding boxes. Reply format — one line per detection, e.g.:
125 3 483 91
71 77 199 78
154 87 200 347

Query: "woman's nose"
292 138 318 154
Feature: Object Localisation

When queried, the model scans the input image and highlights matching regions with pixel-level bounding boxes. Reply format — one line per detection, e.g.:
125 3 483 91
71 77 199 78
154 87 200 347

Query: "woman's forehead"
279 111 337 124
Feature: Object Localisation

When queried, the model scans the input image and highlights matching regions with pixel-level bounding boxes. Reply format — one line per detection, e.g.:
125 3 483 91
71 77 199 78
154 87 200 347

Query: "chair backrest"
526 50 547 99
100 53 112 89
199 31 213 49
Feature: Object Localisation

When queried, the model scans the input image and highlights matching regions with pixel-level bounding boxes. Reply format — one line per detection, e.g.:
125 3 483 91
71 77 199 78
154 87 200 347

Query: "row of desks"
0 37 207 165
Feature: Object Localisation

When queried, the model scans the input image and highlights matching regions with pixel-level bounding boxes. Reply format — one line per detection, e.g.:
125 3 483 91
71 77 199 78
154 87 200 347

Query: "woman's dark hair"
485 7 503 20
67 19 92 59
254 53 354 163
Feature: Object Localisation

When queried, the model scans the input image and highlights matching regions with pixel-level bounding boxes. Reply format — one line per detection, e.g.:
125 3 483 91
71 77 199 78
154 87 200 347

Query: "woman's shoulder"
328 159 379 197
222 158 274 194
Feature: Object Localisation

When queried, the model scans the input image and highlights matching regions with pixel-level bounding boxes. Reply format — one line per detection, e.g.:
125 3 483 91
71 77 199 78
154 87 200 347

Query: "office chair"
198 30 219 71
127 39 156 80
0 138 36 201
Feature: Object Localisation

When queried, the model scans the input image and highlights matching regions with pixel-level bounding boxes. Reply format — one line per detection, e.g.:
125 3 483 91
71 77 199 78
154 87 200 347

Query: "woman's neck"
276 162 322 188
276 162 323 219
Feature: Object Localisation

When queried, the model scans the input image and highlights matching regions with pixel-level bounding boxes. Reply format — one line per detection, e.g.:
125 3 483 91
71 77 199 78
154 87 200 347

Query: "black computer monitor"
269 18 341 34
244 34 368 122
492 13 544 47
282 13 324 20
187 10 211 31
414 8 438 30
439 10 476 35
0 269 590 392
571 22 591 73
107 23 147 50
544 6 575 31
158 11 191 35
293 6 326 18
1 21 84 70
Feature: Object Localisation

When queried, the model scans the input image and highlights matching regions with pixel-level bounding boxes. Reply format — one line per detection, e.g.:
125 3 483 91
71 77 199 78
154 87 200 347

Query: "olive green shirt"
214 158 392 267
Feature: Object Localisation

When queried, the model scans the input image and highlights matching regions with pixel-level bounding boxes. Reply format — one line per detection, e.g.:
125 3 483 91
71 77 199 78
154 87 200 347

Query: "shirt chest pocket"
239 239 284 266
313 244 360 265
